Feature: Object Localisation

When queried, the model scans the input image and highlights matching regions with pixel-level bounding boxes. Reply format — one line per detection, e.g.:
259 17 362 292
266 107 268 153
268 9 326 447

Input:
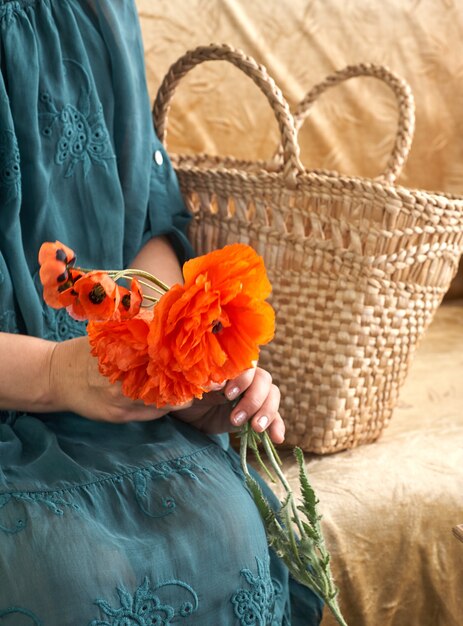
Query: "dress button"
154 150 164 166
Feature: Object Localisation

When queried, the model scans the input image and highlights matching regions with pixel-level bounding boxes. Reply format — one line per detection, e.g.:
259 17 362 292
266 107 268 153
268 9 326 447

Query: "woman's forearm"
0 332 57 412
0 237 182 414
130 236 184 287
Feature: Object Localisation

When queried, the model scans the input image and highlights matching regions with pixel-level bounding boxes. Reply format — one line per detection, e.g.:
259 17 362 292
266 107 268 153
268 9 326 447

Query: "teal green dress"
0 1 323 624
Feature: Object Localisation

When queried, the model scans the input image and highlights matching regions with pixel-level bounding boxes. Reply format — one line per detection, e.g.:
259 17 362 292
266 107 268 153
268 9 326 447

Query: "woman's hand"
173 366 285 444
48 337 284 444
48 336 191 423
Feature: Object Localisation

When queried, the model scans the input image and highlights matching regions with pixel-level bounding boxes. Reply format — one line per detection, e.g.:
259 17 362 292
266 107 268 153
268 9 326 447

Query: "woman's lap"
0 415 322 624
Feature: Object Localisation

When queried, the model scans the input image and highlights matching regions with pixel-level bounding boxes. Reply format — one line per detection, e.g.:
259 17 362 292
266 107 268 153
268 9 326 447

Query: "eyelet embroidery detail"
231 557 281 626
0 491 79 535
0 129 21 200
0 452 211 534
89 576 198 625
42 306 87 341
133 458 208 519
15 491 80 515
0 607 43 625
39 59 115 178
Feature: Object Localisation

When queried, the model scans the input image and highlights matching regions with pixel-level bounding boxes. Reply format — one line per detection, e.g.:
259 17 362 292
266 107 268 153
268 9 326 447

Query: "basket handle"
292 63 415 184
152 43 303 181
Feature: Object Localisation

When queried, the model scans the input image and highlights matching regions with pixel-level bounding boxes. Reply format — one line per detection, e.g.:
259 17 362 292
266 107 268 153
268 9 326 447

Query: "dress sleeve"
144 130 195 265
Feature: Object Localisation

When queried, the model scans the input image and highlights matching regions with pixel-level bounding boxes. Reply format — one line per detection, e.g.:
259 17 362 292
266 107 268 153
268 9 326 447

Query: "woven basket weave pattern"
154 44 463 454
184 181 457 453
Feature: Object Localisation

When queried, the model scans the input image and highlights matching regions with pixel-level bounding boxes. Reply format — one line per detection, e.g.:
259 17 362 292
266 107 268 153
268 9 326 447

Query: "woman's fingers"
249 383 284 444
224 367 257 402
266 412 285 444
229 368 285 443
229 368 272 425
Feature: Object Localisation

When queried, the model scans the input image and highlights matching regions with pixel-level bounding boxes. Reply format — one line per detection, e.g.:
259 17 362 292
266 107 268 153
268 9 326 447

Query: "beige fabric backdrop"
137 2 463 625
138 0 463 296
275 303 463 626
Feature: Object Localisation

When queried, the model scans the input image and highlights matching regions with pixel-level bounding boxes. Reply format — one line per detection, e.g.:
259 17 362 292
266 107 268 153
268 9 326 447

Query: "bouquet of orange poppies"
39 240 348 626
39 241 275 407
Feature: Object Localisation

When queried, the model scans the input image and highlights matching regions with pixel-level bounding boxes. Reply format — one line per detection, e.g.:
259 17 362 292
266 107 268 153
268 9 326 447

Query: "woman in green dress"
0 1 323 624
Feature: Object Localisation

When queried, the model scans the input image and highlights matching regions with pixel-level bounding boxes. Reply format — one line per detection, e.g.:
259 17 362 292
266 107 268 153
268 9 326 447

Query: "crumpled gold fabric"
288 304 463 626
138 2 463 623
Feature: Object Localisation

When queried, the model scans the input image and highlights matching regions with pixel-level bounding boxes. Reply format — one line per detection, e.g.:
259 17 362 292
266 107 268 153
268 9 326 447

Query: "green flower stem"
75 267 170 294
239 425 251 479
134 278 167 297
260 433 306 539
239 422 348 626
141 296 159 305
110 269 170 293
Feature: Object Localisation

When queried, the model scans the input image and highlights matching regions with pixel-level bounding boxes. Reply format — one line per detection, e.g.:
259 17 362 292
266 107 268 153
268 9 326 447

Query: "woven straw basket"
153 44 463 454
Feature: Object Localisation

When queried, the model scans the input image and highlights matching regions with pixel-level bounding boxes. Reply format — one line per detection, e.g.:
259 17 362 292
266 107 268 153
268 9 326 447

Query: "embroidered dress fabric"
0 1 323 624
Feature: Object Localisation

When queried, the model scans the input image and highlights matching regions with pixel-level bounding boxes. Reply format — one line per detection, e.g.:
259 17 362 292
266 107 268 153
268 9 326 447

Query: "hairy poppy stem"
239 422 348 626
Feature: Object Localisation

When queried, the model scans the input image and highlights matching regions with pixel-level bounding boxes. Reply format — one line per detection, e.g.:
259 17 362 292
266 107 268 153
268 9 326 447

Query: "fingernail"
276 424 286 442
233 410 247 426
257 415 269 430
227 386 240 401
209 382 225 392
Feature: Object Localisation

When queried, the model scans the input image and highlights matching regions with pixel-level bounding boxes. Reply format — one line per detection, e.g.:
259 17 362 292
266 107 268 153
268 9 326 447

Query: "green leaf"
300 519 320 542
245 475 279 530
294 447 320 523
241 428 349 624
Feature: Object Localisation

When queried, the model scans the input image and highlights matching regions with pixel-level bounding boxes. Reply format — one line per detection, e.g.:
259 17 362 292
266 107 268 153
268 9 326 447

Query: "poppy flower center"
211 320 223 334
55 248 75 266
121 294 131 310
55 249 67 262
56 270 69 283
58 279 73 293
88 283 107 304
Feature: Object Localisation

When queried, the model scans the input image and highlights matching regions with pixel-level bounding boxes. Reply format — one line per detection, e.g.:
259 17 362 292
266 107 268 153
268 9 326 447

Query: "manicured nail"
276 424 286 442
233 410 247 426
209 382 225 392
257 415 269 430
227 386 240 401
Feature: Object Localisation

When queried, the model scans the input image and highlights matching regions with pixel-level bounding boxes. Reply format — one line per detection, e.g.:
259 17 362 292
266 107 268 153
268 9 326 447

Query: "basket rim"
170 152 463 208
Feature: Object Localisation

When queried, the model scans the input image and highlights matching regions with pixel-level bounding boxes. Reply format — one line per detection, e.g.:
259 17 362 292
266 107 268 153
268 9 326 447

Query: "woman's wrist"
46 339 68 413
46 337 92 416
0 332 58 413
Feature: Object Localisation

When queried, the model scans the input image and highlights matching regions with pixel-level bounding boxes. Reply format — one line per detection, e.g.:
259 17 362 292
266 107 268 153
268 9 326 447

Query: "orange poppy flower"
182 243 272 301
87 309 152 399
139 284 210 407
67 271 121 321
38 241 77 308
38 240 76 267
117 278 143 320
143 244 275 406
140 361 206 407
42 274 69 308
47 267 84 315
